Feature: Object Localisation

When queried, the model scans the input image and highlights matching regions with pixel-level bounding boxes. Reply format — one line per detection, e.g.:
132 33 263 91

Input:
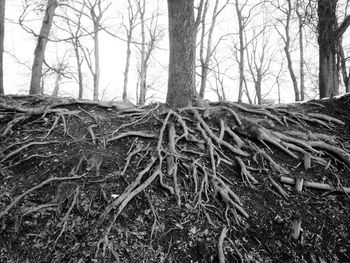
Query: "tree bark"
29 0 58 95
166 0 196 108
0 0 5 95
318 0 339 98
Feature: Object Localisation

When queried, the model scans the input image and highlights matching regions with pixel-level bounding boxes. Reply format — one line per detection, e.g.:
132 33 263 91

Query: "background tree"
246 27 274 104
63 5 85 99
233 0 262 103
296 0 306 101
51 51 71 96
198 0 229 100
0 0 5 95
122 0 139 101
135 0 162 106
273 0 300 101
29 0 58 95
166 0 196 108
210 52 227 101
83 0 111 101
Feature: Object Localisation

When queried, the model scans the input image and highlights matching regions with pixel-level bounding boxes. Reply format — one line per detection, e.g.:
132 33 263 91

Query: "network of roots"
0 96 349 260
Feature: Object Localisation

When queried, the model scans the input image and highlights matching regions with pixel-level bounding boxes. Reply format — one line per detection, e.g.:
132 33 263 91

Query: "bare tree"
82 0 111 101
166 0 196 108
296 0 305 101
246 28 274 105
136 0 146 106
233 0 262 102
198 0 229 99
0 0 5 94
64 5 85 99
210 52 227 101
273 0 300 101
29 0 58 95
51 52 71 96
122 0 139 101
135 0 162 106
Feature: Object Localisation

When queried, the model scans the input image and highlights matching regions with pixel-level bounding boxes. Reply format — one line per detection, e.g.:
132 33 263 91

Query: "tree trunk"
52 72 61 96
166 0 196 108
198 0 208 99
29 0 58 95
285 46 300 101
297 4 305 101
284 0 300 101
256 74 262 105
235 0 244 103
0 0 5 95
138 0 146 106
318 0 339 98
92 12 100 101
337 39 350 93
123 34 132 101
74 42 84 99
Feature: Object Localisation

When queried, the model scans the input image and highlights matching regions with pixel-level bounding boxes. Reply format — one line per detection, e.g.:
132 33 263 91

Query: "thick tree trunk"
166 0 196 108
318 0 339 98
0 0 5 95
318 42 338 98
29 0 58 95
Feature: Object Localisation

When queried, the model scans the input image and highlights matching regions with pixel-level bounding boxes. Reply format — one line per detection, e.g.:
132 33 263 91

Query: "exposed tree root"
107 131 157 142
268 176 289 198
87 124 98 144
281 176 350 194
1 97 349 260
0 101 79 137
218 226 228 263
54 186 80 247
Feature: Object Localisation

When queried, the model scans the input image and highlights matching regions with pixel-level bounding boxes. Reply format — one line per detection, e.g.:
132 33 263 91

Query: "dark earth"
0 94 350 262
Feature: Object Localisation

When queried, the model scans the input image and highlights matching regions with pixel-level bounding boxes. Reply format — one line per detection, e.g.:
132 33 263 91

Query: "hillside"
0 94 350 263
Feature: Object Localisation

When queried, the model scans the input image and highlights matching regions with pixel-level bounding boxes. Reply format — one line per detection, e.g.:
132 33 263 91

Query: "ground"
0 94 350 263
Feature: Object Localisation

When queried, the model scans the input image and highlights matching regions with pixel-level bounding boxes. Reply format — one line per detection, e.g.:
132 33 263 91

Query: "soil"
0 94 350 263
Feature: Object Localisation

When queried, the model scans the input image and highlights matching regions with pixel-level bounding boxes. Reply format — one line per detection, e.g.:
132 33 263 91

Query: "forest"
0 0 350 106
0 1 350 262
